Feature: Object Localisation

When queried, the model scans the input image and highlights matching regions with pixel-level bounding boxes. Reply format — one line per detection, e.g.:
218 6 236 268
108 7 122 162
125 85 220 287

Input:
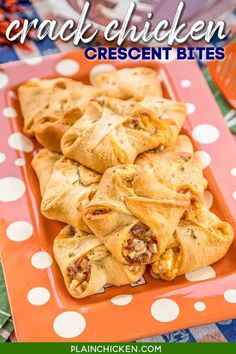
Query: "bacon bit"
130 222 149 237
67 256 91 289
128 117 139 129
67 226 76 237
92 209 109 216
178 154 191 163
122 223 158 264
55 81 67 89
122 176 134 188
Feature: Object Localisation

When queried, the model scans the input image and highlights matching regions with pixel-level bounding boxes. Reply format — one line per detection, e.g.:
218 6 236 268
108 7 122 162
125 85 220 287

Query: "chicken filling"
67 257 91 292
124 112 158 135
122 222 158 264
151 246 180 281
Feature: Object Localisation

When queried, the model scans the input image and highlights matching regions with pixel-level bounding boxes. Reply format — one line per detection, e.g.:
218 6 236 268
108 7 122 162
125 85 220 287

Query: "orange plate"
0 51 236 342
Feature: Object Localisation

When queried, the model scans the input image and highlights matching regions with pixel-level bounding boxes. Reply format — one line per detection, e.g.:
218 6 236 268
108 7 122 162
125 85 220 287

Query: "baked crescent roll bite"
94 67 163 99
18 78 98 151
151 209 234 281
136 142 207 217
32 150 101 232
53 225 146 299
61 96 186 173
83 165 190 265
31 149 60 195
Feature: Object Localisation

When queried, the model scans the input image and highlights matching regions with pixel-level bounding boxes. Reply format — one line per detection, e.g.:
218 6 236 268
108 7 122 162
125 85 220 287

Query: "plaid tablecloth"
0 0 236 343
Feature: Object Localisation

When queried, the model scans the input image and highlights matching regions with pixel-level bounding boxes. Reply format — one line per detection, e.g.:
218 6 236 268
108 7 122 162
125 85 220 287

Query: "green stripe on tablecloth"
0 264 11 330
0 319 14 342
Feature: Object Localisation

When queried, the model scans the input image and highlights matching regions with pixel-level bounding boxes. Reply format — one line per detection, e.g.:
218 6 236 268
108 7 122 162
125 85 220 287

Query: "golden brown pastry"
32 149 101 232
54 225 146 299
19 78 98 151
31 149 60 195
83 164 190 265
95 67 163 99
61 96 186 173
171 134 194 154
19 79 56 137
136 135 207 217
151 209 234 281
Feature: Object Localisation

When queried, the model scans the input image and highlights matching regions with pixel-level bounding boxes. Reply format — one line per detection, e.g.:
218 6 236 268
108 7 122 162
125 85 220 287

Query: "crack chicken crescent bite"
151 209 234 281
83 165 190 265
95 67 163 99
19 78 98 151
53 225 146 299
32 150 101 232
61 96 186 173
136 146 207 217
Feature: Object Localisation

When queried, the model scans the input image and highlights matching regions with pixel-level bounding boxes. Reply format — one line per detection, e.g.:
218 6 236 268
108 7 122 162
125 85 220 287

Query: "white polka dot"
233 191 236 200
56 59 80 76
231 168 236 176
23 57 43 65
111 295 133 306
89 64 116 85
192 124 220 144
0 177 25 202
151 298 179 322
0 152 6 164
8 132 34 152
31 251 52 269
27 287 50 306
186 103 196 114
15 158 25 167
0 72 9 89
181 80 191 88
159 48 177 62
195 151 211 169
185 266 216 282
53 311 86 338
194 301 206 312
224 289 236 303
3 107 17 118
203 191 213 209
6 221 33 242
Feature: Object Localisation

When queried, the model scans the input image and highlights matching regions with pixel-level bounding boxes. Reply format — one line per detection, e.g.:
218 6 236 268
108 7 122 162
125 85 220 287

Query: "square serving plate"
0 50 236 342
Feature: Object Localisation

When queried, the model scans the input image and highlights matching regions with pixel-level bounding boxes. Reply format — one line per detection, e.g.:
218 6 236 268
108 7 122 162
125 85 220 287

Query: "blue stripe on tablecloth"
28 4 59 57
162 329 196 342
138 329 196 342
216 320 236 342
0 45 19 64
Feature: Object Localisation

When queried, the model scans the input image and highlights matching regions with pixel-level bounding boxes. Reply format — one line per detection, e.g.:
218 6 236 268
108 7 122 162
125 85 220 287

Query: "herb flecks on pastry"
83 164 190 265
95 67 163 100
151 209 234 281
32 150 101 232
136 136 207 217
61 96 186 173
19 78 98 151
53 225 145 299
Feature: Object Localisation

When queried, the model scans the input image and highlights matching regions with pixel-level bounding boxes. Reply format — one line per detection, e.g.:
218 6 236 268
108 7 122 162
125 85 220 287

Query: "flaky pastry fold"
151 209 234 281
136 141 207 217
61 96 186 173
95 67 163 99
32 149 101 232
53 225 145 299
19 78 98 151
83 165 190 265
